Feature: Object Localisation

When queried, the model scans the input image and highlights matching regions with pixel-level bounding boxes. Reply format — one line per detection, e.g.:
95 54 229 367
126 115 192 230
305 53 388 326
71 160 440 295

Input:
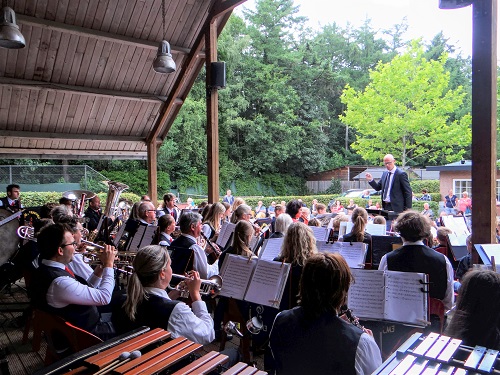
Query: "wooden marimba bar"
60 328 266 375
374 332 500 374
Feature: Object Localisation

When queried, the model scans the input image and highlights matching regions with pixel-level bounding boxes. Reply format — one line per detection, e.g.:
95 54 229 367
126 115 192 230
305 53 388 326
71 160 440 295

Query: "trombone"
169 273 223 298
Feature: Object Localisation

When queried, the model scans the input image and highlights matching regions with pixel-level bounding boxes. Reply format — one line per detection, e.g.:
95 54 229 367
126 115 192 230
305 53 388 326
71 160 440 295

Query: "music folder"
347 269 429 326
126 224 158 251
219 254 290 308
316 241 367 269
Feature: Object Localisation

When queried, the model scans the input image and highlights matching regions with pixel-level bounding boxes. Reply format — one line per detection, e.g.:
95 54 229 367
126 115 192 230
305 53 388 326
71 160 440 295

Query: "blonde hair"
332 213 349 231
232 197 246 212
203 202 225 232
230 220 254 257
278 222 317 266
230 204 251 224
123 245 169 321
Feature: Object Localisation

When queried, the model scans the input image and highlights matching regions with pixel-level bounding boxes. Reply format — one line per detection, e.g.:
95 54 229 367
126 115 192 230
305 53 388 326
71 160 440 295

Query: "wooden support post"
206 19 220 204
471 0 497 260
147 141 158 205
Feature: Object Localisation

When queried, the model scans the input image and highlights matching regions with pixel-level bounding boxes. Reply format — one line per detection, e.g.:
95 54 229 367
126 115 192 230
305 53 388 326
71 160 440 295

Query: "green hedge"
17 191 141 208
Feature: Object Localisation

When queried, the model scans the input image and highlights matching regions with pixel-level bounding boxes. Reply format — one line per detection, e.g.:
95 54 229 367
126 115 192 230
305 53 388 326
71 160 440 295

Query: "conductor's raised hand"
99 244 117 268
365 172 373 181
185 271 202 301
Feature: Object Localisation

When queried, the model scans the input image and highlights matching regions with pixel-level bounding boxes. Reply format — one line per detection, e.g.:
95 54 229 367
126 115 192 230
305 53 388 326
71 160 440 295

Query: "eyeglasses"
61 242 77 248
384 161 394 165
147 209 157 212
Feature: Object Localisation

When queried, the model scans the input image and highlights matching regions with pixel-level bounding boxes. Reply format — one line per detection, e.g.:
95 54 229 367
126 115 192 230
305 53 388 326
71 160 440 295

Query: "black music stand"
366 209 399 220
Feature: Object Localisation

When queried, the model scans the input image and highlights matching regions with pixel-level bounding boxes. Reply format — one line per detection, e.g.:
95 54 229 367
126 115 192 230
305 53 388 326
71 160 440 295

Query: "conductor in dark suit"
366 154 412 213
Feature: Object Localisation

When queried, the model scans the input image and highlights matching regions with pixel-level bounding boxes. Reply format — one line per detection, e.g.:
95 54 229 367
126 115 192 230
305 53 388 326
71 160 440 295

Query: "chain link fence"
0 165 109 193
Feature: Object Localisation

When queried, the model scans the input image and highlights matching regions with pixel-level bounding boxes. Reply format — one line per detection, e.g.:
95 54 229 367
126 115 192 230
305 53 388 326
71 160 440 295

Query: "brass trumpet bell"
62 190 95 201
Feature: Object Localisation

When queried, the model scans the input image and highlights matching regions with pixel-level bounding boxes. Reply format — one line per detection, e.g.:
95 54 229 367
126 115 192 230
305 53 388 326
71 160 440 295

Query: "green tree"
340 40 471 167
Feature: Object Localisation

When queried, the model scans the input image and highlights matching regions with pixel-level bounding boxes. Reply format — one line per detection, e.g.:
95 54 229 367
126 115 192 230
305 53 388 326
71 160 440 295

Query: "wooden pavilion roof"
0 0 244 160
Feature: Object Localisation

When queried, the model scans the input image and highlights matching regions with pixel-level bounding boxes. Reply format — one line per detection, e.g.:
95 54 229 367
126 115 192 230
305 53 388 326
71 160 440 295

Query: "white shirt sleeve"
46 267 115 308
378 255 388 271
443 256 455 310
191 243 219 279
167 300 215 345
355 333 382 375
202 223 212 238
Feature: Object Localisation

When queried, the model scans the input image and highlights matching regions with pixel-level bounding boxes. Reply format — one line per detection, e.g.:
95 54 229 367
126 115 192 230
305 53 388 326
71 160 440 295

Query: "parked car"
340 189 381 198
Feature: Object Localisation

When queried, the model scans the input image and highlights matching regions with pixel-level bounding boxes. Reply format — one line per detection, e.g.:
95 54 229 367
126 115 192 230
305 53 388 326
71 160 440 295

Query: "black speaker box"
210 61 226 89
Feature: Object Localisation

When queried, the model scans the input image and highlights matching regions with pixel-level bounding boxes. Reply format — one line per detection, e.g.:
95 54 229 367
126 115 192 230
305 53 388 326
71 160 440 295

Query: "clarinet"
339 305 365 331
200 231 221 263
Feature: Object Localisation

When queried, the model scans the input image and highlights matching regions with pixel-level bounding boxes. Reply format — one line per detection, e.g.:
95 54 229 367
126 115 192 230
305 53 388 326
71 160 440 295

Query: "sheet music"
441 216 470 236
259 238 284 261
140 225 157 249
316 241 338 254
339 222 349 238
348 269 385 320
216 222 235 248
384 271 427 325
478 244 500 271
113 222 127 247
244 259 290 308
127 224 147 251
219 255 257 300
366 223 386 236
249 235 260 253
310 226 330 242
337 242 367 269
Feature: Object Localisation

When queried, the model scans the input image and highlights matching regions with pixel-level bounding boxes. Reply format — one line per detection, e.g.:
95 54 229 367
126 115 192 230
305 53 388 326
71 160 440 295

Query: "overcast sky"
236 0 489 58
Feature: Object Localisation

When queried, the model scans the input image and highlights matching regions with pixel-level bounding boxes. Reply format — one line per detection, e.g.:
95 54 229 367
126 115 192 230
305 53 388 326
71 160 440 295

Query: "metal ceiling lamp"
0 2 25 49
153 0 176 74
438 0 473 9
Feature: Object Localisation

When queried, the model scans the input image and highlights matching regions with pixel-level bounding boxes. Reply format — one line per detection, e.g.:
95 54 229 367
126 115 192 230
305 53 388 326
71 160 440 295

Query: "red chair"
31 309 102 365
429 298 445 333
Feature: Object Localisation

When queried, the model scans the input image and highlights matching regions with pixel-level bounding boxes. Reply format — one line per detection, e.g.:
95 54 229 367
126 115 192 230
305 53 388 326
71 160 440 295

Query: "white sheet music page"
310 226 330 242
216 222 236 248
219 254 257 300
347 269 385 320
384 271 427 326
244 259 290 308
366 223 386 236
337 242 367 269
128 225 147 251
316 241 338 254
259 238 284 261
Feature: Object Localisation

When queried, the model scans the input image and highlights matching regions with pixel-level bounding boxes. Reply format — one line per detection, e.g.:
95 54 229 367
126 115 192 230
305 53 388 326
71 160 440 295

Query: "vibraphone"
35 327 266 375
374 332 500 374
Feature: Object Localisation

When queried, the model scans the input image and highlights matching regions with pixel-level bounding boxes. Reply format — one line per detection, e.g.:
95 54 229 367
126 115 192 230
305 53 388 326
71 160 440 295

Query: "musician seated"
170 211 218 280
0 183 22 211
84 196 103 232
331 213 349 242
112 245 215 345
378 211 454 310
445 270 500 350
29 223 116 340
202 202 225 241
269 213 292 239
157 193 180 222
137 201 156 225
156 214 175 246
218 220 256 269
454 234 472 292
340 208 372 256
269 253 382 375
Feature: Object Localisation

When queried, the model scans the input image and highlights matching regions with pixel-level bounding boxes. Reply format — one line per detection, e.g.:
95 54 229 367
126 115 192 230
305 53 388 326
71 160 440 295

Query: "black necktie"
384 172 391 201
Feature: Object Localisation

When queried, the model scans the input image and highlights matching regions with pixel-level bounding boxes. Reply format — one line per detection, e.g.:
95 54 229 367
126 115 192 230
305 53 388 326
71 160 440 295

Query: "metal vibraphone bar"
374 332 500 375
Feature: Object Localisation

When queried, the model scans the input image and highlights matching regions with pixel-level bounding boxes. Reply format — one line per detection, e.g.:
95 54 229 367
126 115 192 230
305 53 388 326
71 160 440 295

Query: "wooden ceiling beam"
0 77 173 104
0 131 162 143
0 148 147 160
16 14 199 56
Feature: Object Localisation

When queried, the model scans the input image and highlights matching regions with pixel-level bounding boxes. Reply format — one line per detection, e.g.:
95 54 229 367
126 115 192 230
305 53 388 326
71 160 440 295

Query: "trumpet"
169 273 223 298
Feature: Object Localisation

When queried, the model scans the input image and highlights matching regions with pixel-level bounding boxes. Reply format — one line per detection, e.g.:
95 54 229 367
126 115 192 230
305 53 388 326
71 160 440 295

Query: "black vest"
0 196 21 211
112 293 180 335
270 307 362 375
30 264 100 332
169 235 196 275
386 244 447 300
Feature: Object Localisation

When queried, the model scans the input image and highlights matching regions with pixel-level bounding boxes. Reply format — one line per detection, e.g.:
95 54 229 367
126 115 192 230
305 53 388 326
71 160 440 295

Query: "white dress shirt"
42 259 115 308
66 254 102 288
183 234 219 280
378 240 454 310
144 287 214 345
355 333 383 374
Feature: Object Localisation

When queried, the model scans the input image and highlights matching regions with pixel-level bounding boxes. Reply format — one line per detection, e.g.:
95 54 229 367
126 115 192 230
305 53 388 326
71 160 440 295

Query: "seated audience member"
379 211 454 310
346 199 358 215
341 207 372 255
417 189 432 201
274 204 284 218
170 211 218 279
454 234 473 292
330 200 344 214
255 200 267 216
285 200 302 222
113 245 214 345
30 223 116 339
270 253 382 375
445 270 500 350
155 214 176 246
421 202 434 220
270 214 293 239
268 201 277 215
299 207 310 225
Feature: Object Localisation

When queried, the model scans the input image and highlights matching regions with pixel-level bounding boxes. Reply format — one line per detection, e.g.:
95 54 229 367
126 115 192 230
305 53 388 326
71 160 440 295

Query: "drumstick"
94 350 141 375
93 352 130 375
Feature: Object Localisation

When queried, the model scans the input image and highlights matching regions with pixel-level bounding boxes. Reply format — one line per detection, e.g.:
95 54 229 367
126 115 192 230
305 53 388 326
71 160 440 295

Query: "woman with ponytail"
341 207 372 253
217 220 255 269
112 245 214 345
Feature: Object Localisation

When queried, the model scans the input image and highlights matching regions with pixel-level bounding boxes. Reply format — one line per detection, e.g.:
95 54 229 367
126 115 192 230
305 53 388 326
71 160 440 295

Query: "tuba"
103 181 129 218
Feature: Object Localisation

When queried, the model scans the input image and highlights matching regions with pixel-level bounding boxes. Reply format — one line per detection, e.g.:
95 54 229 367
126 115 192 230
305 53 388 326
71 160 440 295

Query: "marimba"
374 332 499 374
35 327 267 375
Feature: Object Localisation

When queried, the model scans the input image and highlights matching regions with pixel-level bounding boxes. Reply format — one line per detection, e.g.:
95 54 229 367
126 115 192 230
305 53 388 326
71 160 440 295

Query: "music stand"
366 209 399 220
